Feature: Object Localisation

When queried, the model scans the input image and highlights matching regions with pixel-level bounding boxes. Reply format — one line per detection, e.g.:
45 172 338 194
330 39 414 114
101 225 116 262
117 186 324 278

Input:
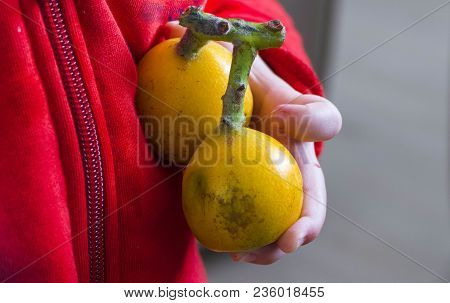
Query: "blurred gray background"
202 0 450 282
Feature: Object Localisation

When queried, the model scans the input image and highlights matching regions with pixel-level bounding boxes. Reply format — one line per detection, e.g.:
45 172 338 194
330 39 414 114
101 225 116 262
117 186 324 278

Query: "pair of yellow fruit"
136 8 303 252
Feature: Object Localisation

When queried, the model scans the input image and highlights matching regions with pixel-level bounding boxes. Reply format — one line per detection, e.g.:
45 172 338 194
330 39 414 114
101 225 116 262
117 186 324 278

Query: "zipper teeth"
44 0 105 282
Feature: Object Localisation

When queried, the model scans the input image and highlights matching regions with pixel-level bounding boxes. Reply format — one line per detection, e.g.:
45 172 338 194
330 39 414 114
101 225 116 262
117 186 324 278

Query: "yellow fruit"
136 38 253 164
182 127 303 252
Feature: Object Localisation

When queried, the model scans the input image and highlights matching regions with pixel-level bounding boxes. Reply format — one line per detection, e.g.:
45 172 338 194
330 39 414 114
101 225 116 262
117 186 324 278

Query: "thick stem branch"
177 6 286 128
177 29 208 60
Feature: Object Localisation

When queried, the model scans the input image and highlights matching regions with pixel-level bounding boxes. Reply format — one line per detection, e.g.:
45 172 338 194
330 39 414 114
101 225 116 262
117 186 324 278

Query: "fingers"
247 56 342 142
271 95 342 142
163 21 186 39
249 56 300 116
277 142 327 253
230 243 286 265
230 143 327 262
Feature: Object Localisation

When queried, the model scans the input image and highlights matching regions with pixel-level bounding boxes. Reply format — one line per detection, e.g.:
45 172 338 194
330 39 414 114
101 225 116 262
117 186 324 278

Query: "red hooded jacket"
0 0 323 282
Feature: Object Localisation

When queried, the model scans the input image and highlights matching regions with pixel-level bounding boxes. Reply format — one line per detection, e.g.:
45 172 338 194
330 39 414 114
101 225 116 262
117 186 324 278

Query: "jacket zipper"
42 0 106 282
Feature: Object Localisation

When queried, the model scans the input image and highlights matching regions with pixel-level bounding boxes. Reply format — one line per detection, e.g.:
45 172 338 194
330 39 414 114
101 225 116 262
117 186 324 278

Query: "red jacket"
0 0 323 282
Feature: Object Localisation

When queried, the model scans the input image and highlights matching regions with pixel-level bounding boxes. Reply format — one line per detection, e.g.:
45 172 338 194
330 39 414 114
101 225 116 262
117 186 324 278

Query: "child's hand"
164 21 342 265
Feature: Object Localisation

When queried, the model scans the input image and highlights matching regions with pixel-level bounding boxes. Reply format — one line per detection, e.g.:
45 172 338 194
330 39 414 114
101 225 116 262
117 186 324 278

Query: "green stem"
177 29 208 60
177 6 286 128
221 43 256 128
177 6 232 59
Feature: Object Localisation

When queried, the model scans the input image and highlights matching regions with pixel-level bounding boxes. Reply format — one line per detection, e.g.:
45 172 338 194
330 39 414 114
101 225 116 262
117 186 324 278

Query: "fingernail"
240 253 257 263
232 253 256 263
231 254 241 262
296 237 305 249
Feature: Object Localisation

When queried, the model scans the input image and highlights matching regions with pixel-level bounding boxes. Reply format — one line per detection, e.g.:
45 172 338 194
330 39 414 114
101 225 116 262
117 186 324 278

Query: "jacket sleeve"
204 0 324 156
